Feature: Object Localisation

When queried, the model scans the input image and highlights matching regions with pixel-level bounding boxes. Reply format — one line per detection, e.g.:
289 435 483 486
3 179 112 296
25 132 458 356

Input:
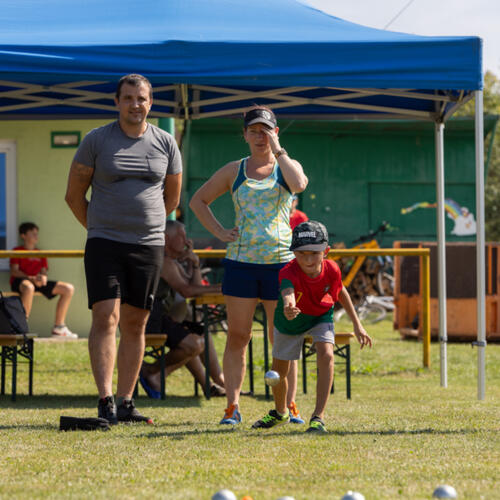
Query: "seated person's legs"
11 275 77 337
141 315 204 392
51 281 77 337
186 330 225 396
11 278 35 317
197 325 224 387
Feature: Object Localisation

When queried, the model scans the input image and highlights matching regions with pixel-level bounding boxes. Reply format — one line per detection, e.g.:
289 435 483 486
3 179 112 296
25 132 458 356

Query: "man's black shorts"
84 237 164 310
11 278 58 299
146 298 203 349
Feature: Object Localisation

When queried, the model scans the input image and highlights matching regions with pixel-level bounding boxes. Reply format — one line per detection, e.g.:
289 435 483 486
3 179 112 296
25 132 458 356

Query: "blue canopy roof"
0 0 483 120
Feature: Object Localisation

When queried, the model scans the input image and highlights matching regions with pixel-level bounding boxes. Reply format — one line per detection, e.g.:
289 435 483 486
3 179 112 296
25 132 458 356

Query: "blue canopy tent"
0 0 486 396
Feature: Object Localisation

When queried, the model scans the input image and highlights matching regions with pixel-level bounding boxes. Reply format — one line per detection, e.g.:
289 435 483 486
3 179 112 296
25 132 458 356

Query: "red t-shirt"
9 246 48 285
280 258 342 316
274 258 343 334
289 209 308 230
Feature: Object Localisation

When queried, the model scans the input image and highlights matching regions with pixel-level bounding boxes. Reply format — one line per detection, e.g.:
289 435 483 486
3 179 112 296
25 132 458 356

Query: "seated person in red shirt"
289 195 308 230
9 222 77 338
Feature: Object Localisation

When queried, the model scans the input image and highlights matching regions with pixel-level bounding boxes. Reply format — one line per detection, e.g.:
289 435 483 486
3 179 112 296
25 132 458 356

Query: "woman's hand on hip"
218 226 239 242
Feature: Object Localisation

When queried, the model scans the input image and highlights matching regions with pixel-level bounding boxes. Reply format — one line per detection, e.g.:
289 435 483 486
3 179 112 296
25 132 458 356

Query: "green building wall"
0 116 496 337
183 117 498 248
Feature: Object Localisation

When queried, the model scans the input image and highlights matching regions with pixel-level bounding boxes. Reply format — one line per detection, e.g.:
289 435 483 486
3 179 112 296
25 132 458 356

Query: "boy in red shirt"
252 220 372 433
10 222 77 338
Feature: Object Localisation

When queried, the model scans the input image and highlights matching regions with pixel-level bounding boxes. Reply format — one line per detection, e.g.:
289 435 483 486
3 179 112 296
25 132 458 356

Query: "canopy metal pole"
475 90 486 400
435 121 447 388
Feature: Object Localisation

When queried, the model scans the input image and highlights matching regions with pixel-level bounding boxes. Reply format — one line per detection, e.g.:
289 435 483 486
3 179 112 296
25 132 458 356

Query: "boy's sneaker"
306 416 327 434
219 404 242 425
97 396 118 425
117 399 153 424
252 409 290 429
52 325 78 339
288 401 305 424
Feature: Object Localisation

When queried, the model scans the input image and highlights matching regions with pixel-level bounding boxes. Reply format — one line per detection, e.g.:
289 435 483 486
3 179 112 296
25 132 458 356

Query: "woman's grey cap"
290 220 329 251
243 108 277 129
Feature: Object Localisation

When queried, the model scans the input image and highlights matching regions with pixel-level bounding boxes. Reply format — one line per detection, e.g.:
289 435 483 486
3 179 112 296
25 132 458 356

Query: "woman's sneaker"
97 396 118 425
288 401 305 424
52 325 78 339
306 416 327 433
117 399 153 424
219 404 242 425
252 409 290 429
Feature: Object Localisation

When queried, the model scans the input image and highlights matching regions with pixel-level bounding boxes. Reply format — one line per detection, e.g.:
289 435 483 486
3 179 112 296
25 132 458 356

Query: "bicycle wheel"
333 308 346 322
376 271 395 296
357 303 387 323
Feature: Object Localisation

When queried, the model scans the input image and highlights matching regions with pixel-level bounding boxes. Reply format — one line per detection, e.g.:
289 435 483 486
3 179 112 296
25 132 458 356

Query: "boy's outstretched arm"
282 287 301 321
338 286 373 349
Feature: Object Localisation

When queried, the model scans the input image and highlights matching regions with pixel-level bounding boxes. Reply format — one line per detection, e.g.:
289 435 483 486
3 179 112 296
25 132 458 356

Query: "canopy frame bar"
0 80 471 122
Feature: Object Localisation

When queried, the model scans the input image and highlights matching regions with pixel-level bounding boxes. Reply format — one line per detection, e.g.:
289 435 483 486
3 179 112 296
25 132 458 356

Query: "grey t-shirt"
74 121 182 246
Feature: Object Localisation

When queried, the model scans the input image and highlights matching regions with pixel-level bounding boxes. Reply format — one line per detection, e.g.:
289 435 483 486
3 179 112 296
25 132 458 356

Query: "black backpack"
0 292 29 334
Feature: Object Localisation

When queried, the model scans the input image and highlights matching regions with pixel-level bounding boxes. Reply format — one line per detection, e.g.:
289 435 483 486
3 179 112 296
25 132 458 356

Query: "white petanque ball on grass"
433 485 457 498
264 370 280 386
276 497 296 500
341 491 365 500
211 489 237 500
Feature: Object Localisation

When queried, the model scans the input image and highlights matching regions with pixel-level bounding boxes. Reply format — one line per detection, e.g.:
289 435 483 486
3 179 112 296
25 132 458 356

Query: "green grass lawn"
1 317 499 500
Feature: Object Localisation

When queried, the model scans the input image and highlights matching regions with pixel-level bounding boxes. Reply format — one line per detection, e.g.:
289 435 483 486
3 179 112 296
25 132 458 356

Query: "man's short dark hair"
19 222 38 235
115 74 153 100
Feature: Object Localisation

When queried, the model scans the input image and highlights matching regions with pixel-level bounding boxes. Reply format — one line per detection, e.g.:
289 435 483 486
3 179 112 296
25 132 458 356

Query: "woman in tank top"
190 106 308 425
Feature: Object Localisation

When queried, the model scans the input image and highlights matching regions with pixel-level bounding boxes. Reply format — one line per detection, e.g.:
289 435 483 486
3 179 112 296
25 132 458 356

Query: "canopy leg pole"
159 117 177 220
475 90 486 400
435 121 447 388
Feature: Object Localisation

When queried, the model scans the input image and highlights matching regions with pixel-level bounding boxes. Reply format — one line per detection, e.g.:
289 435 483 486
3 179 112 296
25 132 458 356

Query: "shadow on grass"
328 427 487 436
138 427 243 439
0 423 56 431
138 426 490 440
0 394 203 409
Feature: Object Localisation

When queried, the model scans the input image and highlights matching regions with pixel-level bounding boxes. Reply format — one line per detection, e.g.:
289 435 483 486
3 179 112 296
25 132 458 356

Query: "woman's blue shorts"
222 259 287 300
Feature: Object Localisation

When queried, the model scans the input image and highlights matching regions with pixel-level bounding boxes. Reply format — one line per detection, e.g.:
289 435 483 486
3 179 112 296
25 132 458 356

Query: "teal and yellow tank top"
226 157 294 264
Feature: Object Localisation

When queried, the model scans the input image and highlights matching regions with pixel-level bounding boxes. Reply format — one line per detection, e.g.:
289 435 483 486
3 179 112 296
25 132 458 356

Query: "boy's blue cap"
290 220 328 252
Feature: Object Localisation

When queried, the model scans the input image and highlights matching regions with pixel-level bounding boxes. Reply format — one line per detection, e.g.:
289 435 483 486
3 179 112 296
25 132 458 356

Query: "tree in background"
455 71 500 240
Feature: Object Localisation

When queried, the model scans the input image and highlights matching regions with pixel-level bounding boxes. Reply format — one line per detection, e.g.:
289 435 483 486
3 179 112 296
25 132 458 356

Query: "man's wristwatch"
274 148 287 159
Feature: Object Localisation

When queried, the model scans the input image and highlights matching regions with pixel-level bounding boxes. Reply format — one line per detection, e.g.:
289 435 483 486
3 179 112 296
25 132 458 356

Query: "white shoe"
52 325 78 339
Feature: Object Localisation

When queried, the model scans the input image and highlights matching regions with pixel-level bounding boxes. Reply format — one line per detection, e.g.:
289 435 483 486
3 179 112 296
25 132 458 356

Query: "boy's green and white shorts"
272 322 335 361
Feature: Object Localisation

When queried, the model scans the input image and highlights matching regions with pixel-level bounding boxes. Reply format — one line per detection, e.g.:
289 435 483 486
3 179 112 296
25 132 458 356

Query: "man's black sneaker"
252 409 290 429
306 415 327 433
117 399 153 424
97 396 118 425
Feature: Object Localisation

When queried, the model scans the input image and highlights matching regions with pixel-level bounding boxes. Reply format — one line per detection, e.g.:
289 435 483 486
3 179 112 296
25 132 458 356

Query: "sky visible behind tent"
306 0 499 75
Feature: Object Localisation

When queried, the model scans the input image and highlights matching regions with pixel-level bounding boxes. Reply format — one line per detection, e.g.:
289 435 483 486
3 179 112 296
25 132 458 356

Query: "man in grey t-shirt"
65 74 182 425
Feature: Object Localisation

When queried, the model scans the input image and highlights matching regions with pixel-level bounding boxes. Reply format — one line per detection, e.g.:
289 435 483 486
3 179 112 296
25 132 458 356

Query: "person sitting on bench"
139 220 225 398
9 222 77 338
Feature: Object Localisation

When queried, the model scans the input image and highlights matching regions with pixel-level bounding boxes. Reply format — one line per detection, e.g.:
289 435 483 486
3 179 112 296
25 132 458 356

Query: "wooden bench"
2 291 43 297
302 332 355 399
0 334 37 401
134 333 168 400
